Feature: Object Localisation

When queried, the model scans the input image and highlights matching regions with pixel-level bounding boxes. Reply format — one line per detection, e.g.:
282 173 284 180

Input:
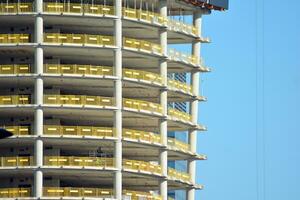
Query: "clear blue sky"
187 0 300 200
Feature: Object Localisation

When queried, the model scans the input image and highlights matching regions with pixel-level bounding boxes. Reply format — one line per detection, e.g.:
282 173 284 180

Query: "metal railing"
168 108 192 123
44 2 114 15
123 159 162 175
168 168 191 183
168 79 192 94
123 98 163 114
0 188 31 198
0 95 30 105
0 34 30 43
44 156 114 168
44 95 114 107
0 3 32 13
0 156 33 167
168 49 200 66
123 37 163 55
44 33 114 46
0 64 31 74
44 64 113 76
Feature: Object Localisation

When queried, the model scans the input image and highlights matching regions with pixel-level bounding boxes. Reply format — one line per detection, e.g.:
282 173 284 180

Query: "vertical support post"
187 10 203 200
159 1 168 200
34 0 43 198
114 0 122 199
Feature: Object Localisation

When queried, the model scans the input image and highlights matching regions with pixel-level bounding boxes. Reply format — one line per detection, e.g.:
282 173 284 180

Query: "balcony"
0 156 33 167
45 64 113 76
0 188 31 198
0 64 31 74
168 48 200 66
123 98 163 115
123 159 162 175
0 95 30 105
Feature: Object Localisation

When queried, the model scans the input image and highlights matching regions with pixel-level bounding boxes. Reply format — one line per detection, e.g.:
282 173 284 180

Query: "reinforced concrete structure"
0 0 227 199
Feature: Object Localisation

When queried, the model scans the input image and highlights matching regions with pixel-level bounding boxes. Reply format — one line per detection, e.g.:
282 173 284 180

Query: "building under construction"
0 0 228 199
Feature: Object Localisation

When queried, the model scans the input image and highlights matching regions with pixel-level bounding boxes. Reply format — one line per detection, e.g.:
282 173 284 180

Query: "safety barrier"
44 187 162 200
167 138 190 152
0 156 33 167
123 128 161 143
44 2 114 15
0 34 30 43
44 156 114 168
123 98 163 114
123 7 167 25
168 49 200 66
44 64 113 76
0 3 32 13
123 37 163 55
123 159 162 175
44 33 114 46
0 188 31 198
168 108 192 123
168 79 192 94
0 64 31 74
123 68 163 85
168 168 191 183
0 95 30 105
44 125 114 137
168 18 198 36
1 126 30 136
44 95 114 107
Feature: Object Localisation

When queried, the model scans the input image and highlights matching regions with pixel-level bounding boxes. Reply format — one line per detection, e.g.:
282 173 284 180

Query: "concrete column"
113 0 122 199
34 0 43 198
158 1 168 200
187 11 203 200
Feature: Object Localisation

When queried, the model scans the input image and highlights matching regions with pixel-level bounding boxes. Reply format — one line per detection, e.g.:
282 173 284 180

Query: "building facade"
0 0 227 199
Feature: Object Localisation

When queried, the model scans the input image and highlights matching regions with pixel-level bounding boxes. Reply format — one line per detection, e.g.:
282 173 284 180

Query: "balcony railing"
123 68 163 85
0 156 33 167
0 95 30 105
44 156 114 168
44 95 114 107
44 125 115 137
168 168 191 183
123 128 161 144
168 108 192 123
168 49 200 66
168 18 198 36
123 98 163 114
123 159 162 175
123 7 167 25
44 33 114 46
0 188 31 198
44 3 114 15
44 64 113 76
44 188 162 200
168 79 192 94
167 138 190 152
0 64 31 74
0 3 32 13
123 37 163 55
0 34 30 43
1 125 192 153
2 126 30 136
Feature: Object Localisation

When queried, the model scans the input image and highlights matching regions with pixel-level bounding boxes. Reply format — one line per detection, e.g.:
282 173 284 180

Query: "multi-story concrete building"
0 0 227 199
